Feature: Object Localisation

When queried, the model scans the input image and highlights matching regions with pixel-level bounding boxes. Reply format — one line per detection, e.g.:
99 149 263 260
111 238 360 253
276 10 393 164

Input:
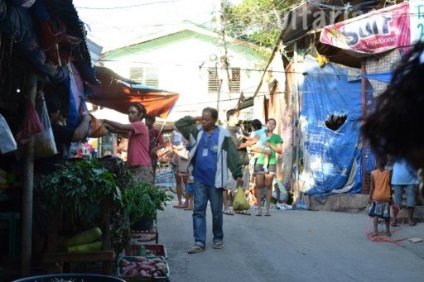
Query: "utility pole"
21 72 37 276
215 0 231 121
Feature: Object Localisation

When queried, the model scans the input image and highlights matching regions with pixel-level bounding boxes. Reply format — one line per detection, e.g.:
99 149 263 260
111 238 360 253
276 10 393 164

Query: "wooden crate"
117 256 169 282
126 244 167 258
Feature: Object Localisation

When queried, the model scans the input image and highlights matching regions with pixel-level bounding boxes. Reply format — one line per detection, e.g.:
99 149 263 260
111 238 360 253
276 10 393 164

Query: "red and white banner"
320 3 410 54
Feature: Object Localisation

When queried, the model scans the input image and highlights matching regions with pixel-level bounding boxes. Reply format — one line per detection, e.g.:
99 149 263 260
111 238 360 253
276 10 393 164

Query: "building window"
130 67 159 88
208 68 220 92
208 67 240 93
130 67 144 82
230 67 240 92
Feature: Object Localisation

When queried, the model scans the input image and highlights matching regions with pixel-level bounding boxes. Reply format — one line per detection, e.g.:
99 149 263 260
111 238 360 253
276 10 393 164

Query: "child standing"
245 119 271 173
368 156 393 237
185 175 194 210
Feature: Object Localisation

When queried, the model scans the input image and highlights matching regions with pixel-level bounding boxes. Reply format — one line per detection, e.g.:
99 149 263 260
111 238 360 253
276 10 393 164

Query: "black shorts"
254 163 276 175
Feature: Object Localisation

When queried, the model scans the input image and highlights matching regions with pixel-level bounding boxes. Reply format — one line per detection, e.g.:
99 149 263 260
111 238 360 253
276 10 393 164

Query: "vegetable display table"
130 226 159 244
43 201 114 274
0 211 20 258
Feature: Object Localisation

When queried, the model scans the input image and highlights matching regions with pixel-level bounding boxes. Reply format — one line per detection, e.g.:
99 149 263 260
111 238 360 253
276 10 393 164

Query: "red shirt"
127 121 151 166
149 128 164 154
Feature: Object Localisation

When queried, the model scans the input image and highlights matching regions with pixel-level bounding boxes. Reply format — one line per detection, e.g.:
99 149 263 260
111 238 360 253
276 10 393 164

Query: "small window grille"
129 66 159 87
130 67 144 83
208 67 241 93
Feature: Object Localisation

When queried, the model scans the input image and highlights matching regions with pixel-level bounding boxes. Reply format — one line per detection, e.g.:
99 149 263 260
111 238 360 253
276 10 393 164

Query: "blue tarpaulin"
362 72 392 83
299 57 363 197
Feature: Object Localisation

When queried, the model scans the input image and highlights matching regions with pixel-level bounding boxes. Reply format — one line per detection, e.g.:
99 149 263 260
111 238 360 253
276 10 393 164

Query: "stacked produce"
65 227 102 253
119 256 169 279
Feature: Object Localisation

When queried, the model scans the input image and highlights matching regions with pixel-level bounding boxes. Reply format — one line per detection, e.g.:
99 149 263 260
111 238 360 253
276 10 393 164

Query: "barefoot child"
245 119 271 173
368 156 393 237
185 175 194 210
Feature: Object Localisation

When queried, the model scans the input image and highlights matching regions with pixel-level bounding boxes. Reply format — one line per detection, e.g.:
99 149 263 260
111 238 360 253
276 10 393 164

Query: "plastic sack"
233 186 250 211
155 164 176 189
33 98 58 159
273 179 288 202
0 114 18 154
16 101 44 144
295 195 309 210
88 114 107 138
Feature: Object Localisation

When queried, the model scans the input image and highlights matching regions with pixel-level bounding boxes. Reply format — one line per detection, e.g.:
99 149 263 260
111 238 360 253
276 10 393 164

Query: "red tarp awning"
87 66 179 118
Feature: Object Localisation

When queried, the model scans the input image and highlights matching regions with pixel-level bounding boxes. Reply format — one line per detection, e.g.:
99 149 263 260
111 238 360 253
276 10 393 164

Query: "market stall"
0 1 177 279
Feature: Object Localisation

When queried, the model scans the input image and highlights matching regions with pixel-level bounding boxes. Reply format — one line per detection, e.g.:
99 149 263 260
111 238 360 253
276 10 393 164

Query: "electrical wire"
97 57 379 80
169 88 378 110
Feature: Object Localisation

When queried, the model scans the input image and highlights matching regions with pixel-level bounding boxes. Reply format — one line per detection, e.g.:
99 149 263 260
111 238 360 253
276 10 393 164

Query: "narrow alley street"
157 200 424 282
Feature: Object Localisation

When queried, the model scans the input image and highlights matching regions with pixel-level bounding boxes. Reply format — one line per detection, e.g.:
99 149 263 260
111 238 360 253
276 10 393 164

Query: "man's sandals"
187 245 205 254
256 209 271 216
223 209 234 215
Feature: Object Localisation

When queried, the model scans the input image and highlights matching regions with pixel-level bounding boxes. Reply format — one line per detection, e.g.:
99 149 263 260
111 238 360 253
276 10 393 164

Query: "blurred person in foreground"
361 43 424 186
175 107 243 254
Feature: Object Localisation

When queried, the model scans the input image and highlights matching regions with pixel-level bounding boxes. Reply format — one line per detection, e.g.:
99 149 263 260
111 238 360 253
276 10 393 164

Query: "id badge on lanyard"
202 133 210 157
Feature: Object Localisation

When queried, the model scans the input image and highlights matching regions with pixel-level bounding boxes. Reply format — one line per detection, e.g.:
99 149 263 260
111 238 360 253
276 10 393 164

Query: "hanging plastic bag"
0 114 18 154
33 98 58 159
67 63 85 129
233 186 250 211
295 194 309 210
16 100 44 144
155 163 176 189
88 113 107 138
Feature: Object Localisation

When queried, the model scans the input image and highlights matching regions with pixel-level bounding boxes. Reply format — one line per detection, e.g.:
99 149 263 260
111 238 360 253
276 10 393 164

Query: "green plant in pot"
43 158 122 234
122 180 172 232
98 156 133 253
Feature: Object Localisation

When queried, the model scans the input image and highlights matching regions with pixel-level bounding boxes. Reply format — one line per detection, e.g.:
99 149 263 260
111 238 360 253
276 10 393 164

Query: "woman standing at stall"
103 102 153 184
249 118 283 216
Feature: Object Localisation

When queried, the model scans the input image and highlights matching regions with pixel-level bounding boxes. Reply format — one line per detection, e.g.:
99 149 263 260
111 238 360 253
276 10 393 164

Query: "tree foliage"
222 0 300 58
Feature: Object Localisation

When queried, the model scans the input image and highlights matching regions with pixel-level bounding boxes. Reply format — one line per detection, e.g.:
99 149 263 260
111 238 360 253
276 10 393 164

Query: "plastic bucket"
12 273 125 282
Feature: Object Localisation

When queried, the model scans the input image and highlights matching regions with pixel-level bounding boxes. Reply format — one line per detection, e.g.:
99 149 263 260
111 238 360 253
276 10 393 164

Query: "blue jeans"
393 184 417 207
192 182 224 247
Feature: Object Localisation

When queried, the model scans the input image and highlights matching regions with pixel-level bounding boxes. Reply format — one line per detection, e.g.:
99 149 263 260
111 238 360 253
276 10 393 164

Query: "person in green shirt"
248 118 283 216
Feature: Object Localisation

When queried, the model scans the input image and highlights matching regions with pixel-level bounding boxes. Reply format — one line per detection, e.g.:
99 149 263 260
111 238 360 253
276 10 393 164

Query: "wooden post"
21 72 37 275
361 58 369 193
293 42 301 200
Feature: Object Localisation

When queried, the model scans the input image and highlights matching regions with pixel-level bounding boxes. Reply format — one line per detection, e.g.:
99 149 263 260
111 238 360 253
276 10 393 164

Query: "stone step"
306 194 424 222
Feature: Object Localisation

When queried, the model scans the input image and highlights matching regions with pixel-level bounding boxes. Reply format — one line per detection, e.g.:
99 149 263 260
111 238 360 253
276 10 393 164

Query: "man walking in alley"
224 109 251 215
175 107 243 254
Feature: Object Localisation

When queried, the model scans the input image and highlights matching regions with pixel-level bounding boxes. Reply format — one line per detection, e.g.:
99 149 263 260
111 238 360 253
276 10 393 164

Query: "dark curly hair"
129 102 146 119
250 119 263 131
361 42 424 170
